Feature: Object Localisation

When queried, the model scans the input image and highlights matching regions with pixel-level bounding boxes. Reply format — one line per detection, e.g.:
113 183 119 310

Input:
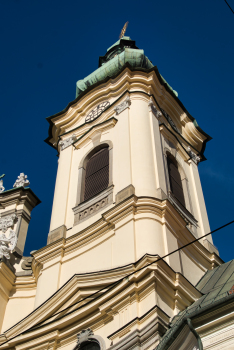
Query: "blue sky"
1 0 234 261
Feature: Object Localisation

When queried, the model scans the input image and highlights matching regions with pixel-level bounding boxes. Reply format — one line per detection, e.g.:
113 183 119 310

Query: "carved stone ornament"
13 173 30 188
0 214 18 233
77 329 94 344
187 147 200 164
148 99 162 118
168 192 198 228
114 96 131 115
73 329 106 350
0 230 17 259
59 134 76 151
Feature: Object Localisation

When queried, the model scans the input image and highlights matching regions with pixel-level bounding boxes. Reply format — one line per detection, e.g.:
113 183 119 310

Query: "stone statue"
0 174 5 193
13 173 30 188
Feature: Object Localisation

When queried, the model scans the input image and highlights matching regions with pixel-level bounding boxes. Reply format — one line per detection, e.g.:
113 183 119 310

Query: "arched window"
84 147 109 202
167 155 185 207
79 341 100 350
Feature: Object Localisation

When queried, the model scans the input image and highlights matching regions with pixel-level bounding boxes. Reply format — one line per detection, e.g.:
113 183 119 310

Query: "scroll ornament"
148 99 162 119
187 147 200 164
114 96 131 115
59 134 77 150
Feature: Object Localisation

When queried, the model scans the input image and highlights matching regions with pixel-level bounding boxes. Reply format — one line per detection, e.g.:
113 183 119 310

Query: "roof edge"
45 63 212 153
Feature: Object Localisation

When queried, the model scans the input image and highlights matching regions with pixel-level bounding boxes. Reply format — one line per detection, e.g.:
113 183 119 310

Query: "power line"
1 220 234 348
224 0 234 14
29 219 234 329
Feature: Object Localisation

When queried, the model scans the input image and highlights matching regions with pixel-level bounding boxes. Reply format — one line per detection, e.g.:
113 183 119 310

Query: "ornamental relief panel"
78 196 109 222
73 186 113 226
114 96 131 115
0 214 18 259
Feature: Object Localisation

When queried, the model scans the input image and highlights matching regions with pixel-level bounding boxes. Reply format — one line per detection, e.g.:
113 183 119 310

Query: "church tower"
0 36 222 350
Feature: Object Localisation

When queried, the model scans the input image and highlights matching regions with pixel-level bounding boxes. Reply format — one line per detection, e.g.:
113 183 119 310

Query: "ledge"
73 185 114 225
168 192 198 228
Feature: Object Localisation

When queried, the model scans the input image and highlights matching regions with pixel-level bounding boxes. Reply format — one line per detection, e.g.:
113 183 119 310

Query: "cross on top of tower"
119 21 129 39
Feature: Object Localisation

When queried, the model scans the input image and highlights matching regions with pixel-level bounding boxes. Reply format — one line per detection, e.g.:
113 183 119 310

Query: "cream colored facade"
0 37 225 350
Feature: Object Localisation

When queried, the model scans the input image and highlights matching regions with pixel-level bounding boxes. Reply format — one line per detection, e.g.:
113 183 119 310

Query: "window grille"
167 156 185 207
84 147 109 201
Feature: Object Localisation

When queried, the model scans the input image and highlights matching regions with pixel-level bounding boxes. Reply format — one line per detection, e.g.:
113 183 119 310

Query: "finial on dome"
119 21 129 39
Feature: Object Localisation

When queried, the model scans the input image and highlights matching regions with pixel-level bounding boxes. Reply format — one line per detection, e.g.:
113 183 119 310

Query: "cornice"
0 256 201 349
32 238 65 265
196 309 234 337
72 117 118 150
159 123 204 162
45 64 211 156
13 275 37 294
32 195 221 272
0 187 41 210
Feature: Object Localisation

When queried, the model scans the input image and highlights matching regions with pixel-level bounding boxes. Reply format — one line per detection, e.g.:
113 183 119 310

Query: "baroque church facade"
1 36 233 350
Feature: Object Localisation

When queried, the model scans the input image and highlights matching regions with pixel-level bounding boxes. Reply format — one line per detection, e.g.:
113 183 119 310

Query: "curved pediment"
0 255 202 349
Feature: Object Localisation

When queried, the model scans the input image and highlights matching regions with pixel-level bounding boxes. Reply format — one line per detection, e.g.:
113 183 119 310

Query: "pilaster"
148 98 168 199
0 258 15 332
49 143 73 235
188 160 212 242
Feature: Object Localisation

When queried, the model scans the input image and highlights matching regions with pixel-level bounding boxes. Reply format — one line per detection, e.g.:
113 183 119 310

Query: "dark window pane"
86 148 109 177
80 341 100 350
84 147 109 201
167 156 185 207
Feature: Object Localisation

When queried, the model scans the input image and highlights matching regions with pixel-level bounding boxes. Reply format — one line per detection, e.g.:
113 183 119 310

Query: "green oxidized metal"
76 36 178 98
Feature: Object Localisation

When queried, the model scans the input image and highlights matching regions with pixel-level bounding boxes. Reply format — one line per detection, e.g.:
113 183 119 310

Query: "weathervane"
119 21 129 39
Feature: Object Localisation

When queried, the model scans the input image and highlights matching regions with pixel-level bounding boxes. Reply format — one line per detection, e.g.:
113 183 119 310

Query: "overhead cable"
0 220 234 348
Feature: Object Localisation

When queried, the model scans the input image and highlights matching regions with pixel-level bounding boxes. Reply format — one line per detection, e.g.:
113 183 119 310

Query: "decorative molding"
187 147 200 164
73 186 113 225
148 99 162 119
73 119 117 150
0 229 17 259
13 173 30 188
0 214 18 233
168 192 198 228
114 96 131 115
79 196 108 220
161 108 180 134
107 307 168 350
59 134 77 150
47 225 67 245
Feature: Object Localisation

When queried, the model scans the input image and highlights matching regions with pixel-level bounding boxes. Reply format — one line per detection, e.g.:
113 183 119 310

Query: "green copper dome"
76 36 178 98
